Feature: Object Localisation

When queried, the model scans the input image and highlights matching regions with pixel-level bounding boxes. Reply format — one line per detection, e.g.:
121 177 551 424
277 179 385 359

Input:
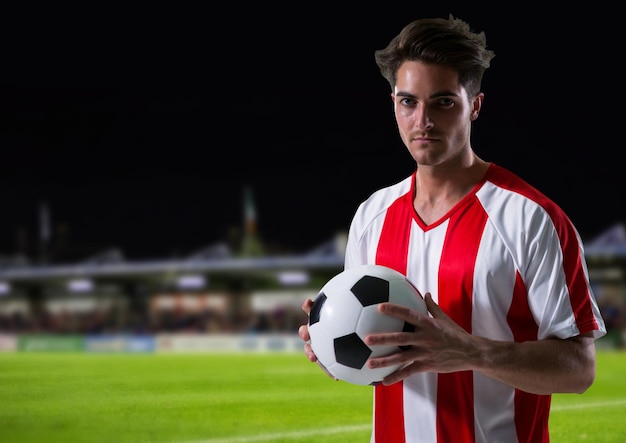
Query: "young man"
298 16 606 443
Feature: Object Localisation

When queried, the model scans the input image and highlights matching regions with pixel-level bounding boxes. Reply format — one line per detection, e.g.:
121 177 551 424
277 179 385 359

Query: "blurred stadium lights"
67 278 94 293
277 270 310 286
0 281 10 295
176 274 207 290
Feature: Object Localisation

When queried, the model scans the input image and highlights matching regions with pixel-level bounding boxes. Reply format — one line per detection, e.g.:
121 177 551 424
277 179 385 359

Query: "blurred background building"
0 189 347 351
0 189 624 351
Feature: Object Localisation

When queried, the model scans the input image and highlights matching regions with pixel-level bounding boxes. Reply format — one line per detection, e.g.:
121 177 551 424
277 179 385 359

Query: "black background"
1 4 622 260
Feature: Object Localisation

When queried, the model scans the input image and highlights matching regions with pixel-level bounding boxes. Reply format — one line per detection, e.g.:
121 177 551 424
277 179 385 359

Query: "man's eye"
400 98 416 106
438 98 454 106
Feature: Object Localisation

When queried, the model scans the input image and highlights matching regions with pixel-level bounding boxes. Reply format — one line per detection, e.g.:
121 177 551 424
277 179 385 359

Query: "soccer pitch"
1 349 625 442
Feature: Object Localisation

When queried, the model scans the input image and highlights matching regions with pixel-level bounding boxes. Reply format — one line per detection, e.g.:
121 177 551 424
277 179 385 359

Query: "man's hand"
365 292 476 385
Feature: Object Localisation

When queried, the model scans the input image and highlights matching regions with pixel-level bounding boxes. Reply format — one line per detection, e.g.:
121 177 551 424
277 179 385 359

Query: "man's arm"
365 293 597 394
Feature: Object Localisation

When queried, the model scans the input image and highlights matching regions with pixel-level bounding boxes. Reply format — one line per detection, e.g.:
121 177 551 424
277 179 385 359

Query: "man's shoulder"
351 174 414 228
347 174 414 248
361 174 413 208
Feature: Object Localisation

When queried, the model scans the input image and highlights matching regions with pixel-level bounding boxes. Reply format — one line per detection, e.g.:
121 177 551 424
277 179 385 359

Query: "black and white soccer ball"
307 264 427 386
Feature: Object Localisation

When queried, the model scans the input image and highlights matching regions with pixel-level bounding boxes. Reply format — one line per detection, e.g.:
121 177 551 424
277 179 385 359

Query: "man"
298 15 606 442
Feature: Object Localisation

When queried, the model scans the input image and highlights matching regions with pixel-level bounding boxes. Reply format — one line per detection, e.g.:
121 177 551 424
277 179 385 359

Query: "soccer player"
298 15 606 442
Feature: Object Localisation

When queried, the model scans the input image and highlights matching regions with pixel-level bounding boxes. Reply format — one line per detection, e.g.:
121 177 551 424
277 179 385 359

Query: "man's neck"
413 157 490 225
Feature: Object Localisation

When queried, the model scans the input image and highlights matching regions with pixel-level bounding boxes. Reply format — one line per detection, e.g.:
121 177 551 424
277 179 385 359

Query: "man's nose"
415 106 433 130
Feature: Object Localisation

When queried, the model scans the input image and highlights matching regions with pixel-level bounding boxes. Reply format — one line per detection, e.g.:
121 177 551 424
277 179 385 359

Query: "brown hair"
374 15 495 98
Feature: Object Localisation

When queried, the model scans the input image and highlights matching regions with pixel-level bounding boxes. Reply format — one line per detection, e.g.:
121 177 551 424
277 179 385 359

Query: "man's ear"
470 92 484 121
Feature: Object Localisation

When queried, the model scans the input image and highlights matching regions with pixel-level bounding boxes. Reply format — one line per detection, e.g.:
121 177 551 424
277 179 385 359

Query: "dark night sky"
0 5 623 261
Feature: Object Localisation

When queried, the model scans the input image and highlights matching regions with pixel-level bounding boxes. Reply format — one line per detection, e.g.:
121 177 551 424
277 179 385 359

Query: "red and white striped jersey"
344 163 606 443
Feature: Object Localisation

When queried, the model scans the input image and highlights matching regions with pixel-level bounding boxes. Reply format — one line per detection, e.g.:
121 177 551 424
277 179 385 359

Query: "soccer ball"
307 264 427 386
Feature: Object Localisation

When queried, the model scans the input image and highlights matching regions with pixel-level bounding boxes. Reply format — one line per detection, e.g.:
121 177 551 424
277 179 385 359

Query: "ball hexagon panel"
350 275 390 307
308 292 326 326
334 333 372 369
356 303 404 338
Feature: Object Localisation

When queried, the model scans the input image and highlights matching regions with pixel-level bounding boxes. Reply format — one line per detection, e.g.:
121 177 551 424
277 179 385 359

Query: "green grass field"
1 349 625 443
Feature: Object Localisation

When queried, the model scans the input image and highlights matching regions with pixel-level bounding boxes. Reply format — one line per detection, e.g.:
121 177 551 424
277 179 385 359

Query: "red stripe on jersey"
373 192 414 443
514 390 551 443
436 197 487 443
486 165 600 334
509 269 551 442
559 222 601 331
507 271 538 342
375 191 414 274
373 383 405 443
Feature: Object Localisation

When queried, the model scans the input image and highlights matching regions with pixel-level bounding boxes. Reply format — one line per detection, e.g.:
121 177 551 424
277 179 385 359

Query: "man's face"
392 60 480 167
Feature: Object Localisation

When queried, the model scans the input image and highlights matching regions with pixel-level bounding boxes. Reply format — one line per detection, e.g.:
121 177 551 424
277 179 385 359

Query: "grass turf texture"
0 349 624 442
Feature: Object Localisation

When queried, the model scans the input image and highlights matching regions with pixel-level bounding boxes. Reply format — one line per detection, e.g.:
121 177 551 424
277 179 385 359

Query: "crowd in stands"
0 301 306 336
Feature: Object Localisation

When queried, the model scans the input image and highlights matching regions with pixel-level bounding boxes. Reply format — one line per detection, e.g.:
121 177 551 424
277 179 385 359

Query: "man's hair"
374 15 496 98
